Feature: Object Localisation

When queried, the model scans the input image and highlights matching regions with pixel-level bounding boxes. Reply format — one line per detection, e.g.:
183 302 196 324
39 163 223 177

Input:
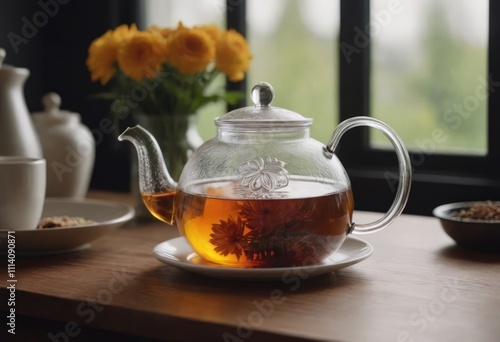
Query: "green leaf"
91 93 121 101
224 91 245 105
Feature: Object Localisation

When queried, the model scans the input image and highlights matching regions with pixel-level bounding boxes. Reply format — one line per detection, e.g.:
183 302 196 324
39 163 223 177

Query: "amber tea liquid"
144 180 354 268
142 191 176 225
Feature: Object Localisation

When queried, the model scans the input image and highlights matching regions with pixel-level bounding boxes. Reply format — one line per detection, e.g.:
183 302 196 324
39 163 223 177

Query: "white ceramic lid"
32 92 81 124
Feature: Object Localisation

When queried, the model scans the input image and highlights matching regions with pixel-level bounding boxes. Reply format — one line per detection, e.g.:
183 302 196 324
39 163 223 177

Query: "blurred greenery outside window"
145 0 487 155
371 0 488 155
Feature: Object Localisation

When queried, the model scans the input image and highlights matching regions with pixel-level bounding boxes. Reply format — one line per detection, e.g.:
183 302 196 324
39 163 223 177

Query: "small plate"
0 198 135 255
153 237 373 281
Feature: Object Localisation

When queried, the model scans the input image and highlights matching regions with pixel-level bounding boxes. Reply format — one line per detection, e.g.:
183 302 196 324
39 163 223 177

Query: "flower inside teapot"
119 82 411 268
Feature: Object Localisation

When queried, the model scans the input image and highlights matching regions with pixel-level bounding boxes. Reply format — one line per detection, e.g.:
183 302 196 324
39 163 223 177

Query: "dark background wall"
0 0 142 191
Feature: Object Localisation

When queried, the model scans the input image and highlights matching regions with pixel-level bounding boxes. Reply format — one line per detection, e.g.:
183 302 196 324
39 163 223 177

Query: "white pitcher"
0 48 42 158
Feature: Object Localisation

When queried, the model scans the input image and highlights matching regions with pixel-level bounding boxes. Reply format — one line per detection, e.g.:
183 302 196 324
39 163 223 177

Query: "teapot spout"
118 125 177 224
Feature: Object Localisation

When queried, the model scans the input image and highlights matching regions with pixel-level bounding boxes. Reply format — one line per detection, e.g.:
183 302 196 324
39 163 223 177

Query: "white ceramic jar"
32 92 95 198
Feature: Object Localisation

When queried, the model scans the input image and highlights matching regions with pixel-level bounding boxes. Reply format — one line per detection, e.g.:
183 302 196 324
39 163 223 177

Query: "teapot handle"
324 116 412 234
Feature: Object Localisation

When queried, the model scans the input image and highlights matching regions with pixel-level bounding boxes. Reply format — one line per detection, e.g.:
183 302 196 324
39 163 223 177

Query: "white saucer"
153 236 373 281
0 198 135 255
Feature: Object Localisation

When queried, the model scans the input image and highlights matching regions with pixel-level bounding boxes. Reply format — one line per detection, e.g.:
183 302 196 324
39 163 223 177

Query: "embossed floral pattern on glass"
237 156 289 198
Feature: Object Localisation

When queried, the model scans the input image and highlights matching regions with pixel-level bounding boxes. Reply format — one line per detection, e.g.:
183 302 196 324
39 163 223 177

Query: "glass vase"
130 113 203 220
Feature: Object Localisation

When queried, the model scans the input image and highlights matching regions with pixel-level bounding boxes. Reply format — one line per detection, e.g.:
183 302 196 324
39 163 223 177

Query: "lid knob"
42 92 62 115
251 82 275 107
0 48 6 68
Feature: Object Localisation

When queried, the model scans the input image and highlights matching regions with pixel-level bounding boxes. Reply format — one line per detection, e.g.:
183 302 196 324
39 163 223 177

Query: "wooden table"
1 191 500 341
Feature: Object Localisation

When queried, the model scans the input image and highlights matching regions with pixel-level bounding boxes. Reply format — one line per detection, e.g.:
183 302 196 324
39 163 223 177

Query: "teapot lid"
215 82 313 129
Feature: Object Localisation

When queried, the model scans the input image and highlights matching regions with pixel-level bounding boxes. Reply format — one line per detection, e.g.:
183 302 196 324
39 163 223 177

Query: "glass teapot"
120 82 411 268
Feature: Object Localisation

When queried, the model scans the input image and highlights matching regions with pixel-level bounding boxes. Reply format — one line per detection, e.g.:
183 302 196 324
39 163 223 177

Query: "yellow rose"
112 23 138 41
117 30 168 81
86 24 137 85
166 27 215 74
197 24 224 43
150 25 173 40
215 29 252 82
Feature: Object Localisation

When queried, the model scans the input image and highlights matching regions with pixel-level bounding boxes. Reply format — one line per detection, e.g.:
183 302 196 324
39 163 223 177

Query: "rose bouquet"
86 22 252 118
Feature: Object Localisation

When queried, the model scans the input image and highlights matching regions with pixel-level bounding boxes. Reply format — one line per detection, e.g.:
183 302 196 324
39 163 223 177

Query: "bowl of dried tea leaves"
433 201 500 250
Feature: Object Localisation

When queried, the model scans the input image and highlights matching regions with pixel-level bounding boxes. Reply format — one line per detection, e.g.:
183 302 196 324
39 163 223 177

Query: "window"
371 0 488 155
246 0 339 143
142 0 500 215
337 0 500 215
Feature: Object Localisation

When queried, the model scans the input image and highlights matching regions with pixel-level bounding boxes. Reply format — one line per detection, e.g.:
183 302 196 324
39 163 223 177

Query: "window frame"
337 0 500 215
